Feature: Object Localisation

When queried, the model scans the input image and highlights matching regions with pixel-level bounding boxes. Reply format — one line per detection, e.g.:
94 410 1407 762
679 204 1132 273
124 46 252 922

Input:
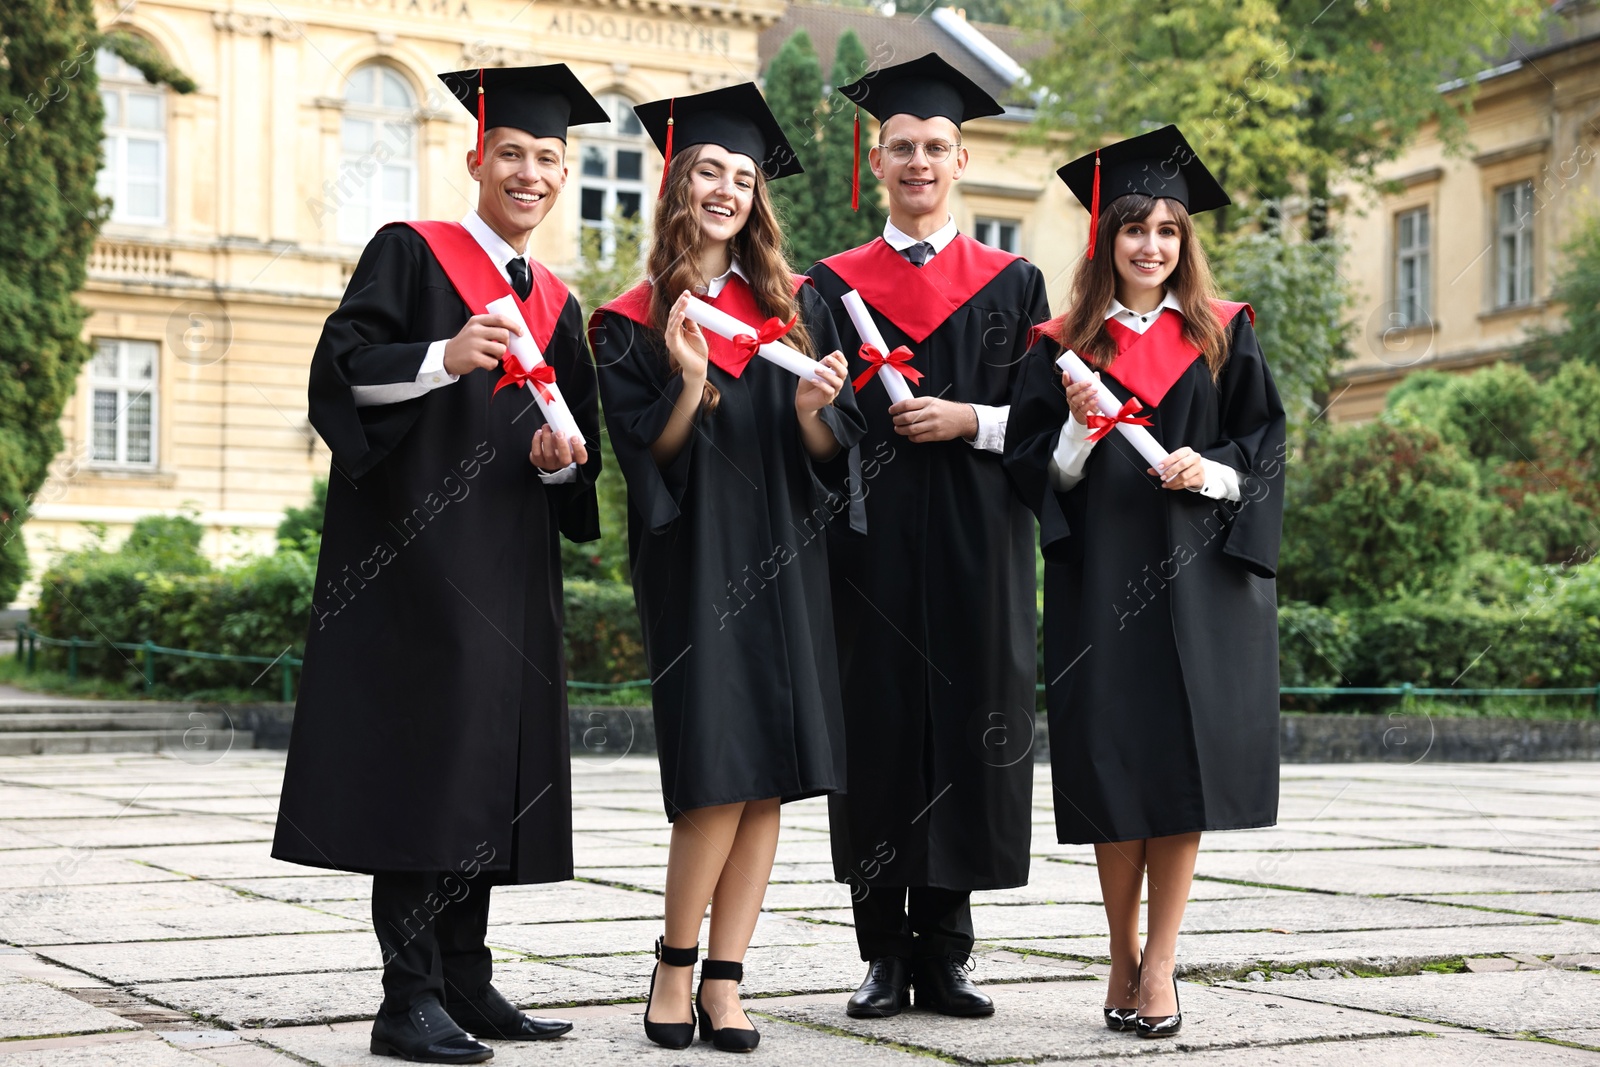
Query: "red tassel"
475 68 485 169
658 99 675 199
851 107 861 212
1086 150 1101 260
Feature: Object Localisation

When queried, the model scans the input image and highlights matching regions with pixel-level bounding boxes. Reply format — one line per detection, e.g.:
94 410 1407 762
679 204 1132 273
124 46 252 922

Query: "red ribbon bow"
1085 396 1152 442
729 314 798 374
853 343 922 393
493 358 557 400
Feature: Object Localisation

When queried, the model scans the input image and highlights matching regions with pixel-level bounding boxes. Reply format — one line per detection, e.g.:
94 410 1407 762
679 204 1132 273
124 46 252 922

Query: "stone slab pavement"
0 752 1597 1065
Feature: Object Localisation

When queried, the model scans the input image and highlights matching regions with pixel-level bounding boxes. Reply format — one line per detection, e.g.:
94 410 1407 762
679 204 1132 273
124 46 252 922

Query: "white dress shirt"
1048 291 1241 501
351 210 575 483
880 216 1006 453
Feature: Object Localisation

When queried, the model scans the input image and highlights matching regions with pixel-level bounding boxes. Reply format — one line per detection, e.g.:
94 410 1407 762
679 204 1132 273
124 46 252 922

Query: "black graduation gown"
272 224 601 882
1003 305 1284 844
589 279 866 821
807 237 1047 892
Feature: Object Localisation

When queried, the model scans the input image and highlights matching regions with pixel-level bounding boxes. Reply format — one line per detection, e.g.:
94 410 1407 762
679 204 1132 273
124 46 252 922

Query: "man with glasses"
807 53 1049 1021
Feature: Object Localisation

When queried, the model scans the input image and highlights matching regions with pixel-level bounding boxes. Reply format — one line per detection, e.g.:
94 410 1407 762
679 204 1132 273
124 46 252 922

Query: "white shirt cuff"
350 340 459 408
966 403 1008 453
1191 458 1242 502
536 461 579 484
1048 416 1096 490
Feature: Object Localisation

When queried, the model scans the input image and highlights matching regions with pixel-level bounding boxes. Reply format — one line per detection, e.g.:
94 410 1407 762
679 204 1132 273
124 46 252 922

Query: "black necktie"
904 241 934 268
507 257 532 300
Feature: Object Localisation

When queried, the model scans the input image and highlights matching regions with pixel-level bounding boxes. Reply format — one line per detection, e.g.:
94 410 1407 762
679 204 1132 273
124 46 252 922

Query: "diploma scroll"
1055 349 1168 469
486 295 583 442
841 290 914 405
681 296 822 382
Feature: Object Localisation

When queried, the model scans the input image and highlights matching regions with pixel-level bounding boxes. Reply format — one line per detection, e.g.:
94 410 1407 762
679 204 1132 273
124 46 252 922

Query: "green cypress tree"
822 28 884 251
763 31 828 269
0 6 193 605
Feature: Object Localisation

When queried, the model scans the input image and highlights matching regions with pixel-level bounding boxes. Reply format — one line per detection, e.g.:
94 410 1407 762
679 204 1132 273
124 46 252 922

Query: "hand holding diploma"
486 295 584 445
1055 349 1169 471
841 289 918 405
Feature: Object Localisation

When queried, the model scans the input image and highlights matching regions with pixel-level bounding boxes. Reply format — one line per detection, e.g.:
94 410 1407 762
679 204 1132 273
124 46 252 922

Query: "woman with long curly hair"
588 82 864 1054
1004 126 1286 1039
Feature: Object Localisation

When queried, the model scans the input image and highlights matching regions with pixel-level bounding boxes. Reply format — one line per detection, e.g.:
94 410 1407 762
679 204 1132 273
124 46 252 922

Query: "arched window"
577 93 648 259
96 48 167 225
337 64 419 245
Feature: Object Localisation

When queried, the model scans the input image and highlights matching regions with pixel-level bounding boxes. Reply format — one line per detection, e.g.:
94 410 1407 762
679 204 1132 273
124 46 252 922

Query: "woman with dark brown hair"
1004 126 1286 1039
588 83 863 1054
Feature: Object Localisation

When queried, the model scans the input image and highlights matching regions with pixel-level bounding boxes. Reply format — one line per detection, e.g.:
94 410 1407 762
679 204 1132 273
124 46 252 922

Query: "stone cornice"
563 0 786 27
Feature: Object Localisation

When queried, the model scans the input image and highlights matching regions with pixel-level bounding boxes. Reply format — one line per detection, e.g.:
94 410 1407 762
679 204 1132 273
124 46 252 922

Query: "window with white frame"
89 339 158 468
1394 206 1430 327
577 93 648 259
337 65 419 245
96 48 167 225
973 217 1020 254
1495 179 1535 308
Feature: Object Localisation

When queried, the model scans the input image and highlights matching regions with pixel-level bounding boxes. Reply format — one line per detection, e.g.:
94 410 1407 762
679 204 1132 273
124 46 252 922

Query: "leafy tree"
1280 421 1482 606
1209 219 1349 431
820 28 885 251
0 4 195 606
764 31 829 268
1529 210 1600 375
1025 0 1544 232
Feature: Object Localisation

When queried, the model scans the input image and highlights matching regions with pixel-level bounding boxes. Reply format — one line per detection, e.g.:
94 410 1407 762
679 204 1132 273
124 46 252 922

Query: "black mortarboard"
1055 124 1230 259
836 52 1005 127
437 64 609 166
634 82 803 195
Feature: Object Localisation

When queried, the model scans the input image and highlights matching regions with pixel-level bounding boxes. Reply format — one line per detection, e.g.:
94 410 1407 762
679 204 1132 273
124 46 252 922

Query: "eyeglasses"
876 140 961 164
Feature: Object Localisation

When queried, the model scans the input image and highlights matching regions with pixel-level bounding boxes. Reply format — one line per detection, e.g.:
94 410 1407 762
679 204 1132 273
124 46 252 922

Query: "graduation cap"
634 82 803 197
1055 124 1230 259
437 64 610 168
833 53 1005 212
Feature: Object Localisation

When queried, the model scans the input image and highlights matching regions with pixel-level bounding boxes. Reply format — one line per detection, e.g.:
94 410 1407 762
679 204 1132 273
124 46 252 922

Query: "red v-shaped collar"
819 235 1019 343
394 221 568 353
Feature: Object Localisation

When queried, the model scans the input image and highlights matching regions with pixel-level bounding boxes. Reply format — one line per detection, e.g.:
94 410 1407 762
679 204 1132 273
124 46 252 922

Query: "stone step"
0 710 236 732
0 729 251 756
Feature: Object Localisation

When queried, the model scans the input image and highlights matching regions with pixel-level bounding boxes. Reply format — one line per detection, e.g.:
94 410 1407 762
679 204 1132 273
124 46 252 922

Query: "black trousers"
372 871 500 1014
852 886 974 963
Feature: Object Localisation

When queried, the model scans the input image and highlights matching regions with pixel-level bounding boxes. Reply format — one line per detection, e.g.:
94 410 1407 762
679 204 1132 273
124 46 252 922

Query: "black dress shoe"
644 937 698 1050
913 955 994 1018
371 997 494 1063
847 957 912 1018
697 958 759 1052
1104 956 1142 1031
1136 975 1182 1038
446 983 572 1040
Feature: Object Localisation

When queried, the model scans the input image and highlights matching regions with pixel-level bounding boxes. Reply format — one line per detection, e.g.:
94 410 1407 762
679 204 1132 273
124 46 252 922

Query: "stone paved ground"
0 752 1597 1065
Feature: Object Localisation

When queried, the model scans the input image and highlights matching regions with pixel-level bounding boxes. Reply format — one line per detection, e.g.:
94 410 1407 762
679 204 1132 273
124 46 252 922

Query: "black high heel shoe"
1103 956 1140 1031
1136 974 1182 1038
697 959 759 1053
643 937 697 1050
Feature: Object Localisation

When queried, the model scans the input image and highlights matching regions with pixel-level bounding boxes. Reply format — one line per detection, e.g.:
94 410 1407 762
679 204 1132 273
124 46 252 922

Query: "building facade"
15 0 1079 606
1328 3 1600 422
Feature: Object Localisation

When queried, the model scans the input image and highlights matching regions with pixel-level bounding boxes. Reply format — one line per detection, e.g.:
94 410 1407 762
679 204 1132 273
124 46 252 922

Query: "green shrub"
276 478 326 549
1281 421 1483 606
1277 600 1357 692
121 514 209 574
563 578 647 684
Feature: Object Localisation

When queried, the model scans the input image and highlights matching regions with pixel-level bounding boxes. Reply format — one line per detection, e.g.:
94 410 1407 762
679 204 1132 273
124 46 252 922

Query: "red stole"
591 273 811 378
391 221 569 355
819 235 1019 343
1031 299 1254 407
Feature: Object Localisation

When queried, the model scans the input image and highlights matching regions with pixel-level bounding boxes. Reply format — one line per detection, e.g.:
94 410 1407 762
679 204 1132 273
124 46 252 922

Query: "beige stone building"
1328 2 1600 423
16 0 1079 605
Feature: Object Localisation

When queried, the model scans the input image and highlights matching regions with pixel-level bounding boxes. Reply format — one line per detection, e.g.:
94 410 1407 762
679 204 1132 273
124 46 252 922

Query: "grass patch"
0 655 270 703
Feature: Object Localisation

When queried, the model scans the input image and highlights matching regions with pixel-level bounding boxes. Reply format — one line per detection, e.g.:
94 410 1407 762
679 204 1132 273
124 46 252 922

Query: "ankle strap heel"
644 937 698 1050
696 959 759 1052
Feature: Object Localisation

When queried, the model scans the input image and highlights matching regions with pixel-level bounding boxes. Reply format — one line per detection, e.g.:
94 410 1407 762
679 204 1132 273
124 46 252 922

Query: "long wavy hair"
1049 194 1229 380
646 143 815 412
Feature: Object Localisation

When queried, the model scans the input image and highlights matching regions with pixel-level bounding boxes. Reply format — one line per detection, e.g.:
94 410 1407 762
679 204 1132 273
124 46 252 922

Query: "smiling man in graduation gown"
805 53 1049 1020
271 65 607 1064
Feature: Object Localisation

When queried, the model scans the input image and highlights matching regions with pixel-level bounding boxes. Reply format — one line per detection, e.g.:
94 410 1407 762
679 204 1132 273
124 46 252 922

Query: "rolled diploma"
841 289 913 404
486 295 583 442
1054 349 1169 470
681 295 822 382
